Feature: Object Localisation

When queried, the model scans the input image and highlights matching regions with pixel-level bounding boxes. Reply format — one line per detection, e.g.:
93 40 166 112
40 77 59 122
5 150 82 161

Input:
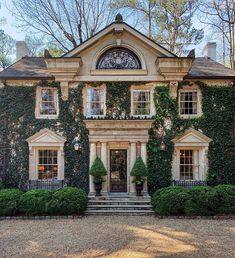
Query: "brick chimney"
16 41 31 61
202 42 217 61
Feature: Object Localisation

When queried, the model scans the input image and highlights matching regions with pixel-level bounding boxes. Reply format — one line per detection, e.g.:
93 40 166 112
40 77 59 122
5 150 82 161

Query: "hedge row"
0 187 88 216
151 185 235 216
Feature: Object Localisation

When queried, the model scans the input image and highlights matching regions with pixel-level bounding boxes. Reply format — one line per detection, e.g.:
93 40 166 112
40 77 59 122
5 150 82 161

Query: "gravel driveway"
0 216 234 258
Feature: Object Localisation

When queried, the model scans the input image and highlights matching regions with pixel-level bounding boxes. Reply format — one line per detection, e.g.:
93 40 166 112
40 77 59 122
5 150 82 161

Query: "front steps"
85 195 154 215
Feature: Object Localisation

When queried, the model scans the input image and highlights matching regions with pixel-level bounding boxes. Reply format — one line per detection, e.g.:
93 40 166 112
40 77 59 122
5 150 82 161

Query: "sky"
0 0 217 59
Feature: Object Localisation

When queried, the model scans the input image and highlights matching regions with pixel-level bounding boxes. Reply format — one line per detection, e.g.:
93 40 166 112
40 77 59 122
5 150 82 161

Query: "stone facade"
0 16 234 194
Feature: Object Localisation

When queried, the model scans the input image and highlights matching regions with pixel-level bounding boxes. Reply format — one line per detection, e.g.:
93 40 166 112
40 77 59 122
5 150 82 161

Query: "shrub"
184 186 217 216
48 187 88 215
0 189 23 216
89 157 107 183
130 156 148 183
211 185 235 214
19 189 52 216
151 186 188 215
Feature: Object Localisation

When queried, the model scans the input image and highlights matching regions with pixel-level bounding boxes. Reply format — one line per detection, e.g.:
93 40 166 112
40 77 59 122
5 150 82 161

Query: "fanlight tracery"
96 47 141 70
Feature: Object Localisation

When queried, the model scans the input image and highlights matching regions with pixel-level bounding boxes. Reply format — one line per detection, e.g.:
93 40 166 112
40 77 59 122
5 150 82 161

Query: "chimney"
16 41 31 61
202 42 217 61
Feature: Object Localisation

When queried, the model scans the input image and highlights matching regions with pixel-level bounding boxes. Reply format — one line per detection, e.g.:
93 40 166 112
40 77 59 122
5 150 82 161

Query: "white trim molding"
26 128 66 180
172 128 212 181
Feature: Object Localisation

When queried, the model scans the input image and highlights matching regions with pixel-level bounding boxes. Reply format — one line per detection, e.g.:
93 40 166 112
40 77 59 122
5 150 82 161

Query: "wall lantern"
160 141 166 151
74 142 82 152
73 135 82 152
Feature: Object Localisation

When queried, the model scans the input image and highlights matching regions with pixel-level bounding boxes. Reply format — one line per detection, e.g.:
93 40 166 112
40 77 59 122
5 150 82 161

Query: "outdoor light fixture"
73 135 82 152
74 142 82 151
160 141 166 151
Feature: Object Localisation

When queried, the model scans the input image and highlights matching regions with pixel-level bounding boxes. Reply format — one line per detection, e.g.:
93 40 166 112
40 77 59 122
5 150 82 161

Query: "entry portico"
84 119 153 195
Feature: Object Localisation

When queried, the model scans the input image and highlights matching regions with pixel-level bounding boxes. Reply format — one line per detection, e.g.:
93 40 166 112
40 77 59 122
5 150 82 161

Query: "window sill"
90 69 148 76
35 115 59 120
179 114 202 119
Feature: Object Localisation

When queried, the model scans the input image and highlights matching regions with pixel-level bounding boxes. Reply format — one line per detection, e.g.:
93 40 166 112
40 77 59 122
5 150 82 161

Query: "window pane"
40 89 57 115
86 89 104 116
133 90 151 115
179 150 194 180
38 150 58 179
180 92 198 115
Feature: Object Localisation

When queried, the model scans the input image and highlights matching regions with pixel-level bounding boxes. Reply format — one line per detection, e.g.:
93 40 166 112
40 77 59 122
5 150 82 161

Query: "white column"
58 147 65 180
141 143 147 164
130 142 137 194
89 142 96 194
101 142 108 194
141 142 148 194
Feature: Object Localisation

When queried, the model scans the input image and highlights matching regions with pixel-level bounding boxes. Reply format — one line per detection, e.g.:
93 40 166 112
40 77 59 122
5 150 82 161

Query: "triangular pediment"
26 128 66 144
172 128 212 144
63 22 176 58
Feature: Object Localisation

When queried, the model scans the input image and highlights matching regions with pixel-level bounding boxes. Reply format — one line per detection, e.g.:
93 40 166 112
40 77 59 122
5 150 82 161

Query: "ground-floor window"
38 149 58 180
179 149 198 180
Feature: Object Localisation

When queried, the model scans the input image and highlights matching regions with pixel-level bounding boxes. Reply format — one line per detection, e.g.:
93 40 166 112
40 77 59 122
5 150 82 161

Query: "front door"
110 150 127 192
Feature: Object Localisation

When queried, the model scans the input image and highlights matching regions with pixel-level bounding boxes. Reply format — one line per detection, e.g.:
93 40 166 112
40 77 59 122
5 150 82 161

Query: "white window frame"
178 149 199 180
131 86 154 117
37 149 59 180
35 87 59 119
83 85 106 118
178 88 202 118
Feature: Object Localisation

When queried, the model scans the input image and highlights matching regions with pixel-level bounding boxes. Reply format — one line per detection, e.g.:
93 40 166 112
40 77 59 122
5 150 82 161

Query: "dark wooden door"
110 150 127 192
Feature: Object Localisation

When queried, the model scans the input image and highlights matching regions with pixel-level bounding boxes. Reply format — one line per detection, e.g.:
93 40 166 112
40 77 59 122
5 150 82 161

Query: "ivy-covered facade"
0 16 235 195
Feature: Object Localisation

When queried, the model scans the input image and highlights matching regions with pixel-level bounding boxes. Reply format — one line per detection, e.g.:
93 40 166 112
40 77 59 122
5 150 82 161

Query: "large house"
0 15 234 197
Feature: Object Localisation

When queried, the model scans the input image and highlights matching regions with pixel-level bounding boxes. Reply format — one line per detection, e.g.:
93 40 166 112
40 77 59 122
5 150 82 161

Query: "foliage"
151 186 188 215
19 189 52 215
151 185 235 216
210 185 235 214
184 186 216 216
130 156 148 183
148 82 235 195
11 0 114 51
198 82 235 185
89 157 107 183
0 29 15 69
0 189 23 216
48 187 88 215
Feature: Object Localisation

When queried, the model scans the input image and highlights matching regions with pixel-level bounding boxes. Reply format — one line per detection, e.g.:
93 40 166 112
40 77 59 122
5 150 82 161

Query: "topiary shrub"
89 157 107 183
48 187 88 215
151 186 188 215
130 156 148 184
0 189 23 216
19 189 52 216
184 186 216 216
211 185 235 214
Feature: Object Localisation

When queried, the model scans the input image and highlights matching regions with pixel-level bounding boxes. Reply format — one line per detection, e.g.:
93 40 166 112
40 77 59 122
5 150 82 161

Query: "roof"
1 54 235 81
63 21 177 58
185 57 235 79
0 57 54 80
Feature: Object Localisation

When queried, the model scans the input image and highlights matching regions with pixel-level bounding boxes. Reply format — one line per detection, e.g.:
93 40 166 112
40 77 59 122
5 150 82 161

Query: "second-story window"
86 88 105 117
40 88 58 115
179 90 198 115
36 87 58 119
132 90 151 116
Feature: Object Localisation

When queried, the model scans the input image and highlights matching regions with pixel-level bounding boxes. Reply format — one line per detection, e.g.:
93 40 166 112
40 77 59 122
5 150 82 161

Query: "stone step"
87 204 152 210
89 200 151 204
85 209 154 216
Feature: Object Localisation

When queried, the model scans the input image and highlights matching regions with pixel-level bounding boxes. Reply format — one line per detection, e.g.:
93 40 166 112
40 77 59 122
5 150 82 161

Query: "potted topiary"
89 157 107 196
130 156 148 196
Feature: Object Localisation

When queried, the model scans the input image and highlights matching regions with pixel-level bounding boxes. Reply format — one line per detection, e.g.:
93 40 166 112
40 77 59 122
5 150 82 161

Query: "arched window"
96 47 141 69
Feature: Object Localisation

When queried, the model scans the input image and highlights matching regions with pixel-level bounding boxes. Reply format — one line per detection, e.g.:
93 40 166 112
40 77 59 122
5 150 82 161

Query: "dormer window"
85 87 105 117
96 47 141 70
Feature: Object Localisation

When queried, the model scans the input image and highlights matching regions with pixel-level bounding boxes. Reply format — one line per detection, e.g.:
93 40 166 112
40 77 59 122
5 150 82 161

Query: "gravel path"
0 216 234 258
